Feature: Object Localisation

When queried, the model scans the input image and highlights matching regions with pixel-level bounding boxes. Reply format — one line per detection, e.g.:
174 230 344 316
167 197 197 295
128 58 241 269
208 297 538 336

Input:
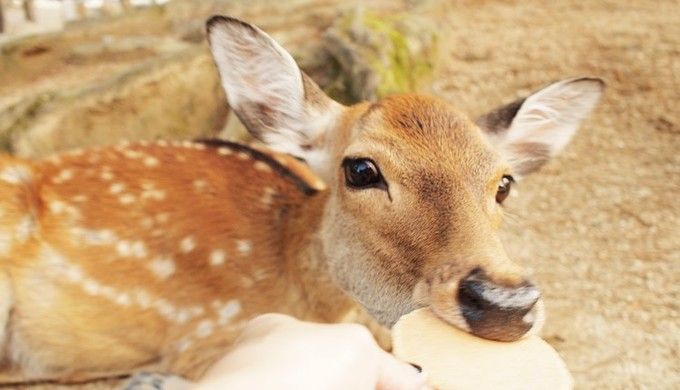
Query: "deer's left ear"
477 77 604 176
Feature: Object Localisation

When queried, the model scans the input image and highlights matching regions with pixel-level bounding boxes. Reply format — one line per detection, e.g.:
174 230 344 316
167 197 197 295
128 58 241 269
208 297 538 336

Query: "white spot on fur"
141 189 165 201
261 187 276 206
49 200 80 218
0 166 30 185
175 310 190 324
192 179 209 192
99 285 115 299
217 147 232 156
144 156 160 167
49 200 67 214
237 240 252 255
176 339 191 352
116 240 133 257
52 169 74 184
73 228 116 245
64 264 84 283
209 250 226 266
154 299 176 319
123 150 143 160
72 195 88 203
115 293 132 306
157 140 169 147
217 300 241 325
254 161 272 173
41 245 199 323
149 257 176 279
119 194 136 204
83 280 101 296
156 213 170 224
15 216 35 242
196 320 214 338
131 241 147 258
100 170 114 181
109 183 126 194
180 236 196 253
237 152 250 160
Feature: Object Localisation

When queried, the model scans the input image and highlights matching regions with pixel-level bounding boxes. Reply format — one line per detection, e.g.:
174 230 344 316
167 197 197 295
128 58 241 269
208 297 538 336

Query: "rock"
69 36 191 59
318 8 439 103
0 2 442 156
10 49 227 158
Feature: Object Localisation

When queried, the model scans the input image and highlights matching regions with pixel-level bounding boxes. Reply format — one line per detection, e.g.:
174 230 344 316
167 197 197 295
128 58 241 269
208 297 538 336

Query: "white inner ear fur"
209 20 304 131
503 78 604 156
207 17 341 178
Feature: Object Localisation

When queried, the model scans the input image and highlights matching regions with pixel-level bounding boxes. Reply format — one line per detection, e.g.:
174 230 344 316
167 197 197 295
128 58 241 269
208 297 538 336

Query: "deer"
0 15 603 385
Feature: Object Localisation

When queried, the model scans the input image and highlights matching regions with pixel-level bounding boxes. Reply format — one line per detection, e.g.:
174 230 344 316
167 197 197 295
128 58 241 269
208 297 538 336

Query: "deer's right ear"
206 16 342 163
476 77 604 176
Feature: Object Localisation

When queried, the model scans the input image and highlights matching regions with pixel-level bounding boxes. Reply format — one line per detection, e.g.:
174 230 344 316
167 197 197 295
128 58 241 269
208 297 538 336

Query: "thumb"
375 350 429 390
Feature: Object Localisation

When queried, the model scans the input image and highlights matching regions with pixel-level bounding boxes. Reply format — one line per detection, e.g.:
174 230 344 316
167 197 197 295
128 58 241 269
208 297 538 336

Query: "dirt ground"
1 0 678 389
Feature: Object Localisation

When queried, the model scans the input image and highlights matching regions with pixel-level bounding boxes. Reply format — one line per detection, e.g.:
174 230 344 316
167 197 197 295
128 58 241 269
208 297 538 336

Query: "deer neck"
279 189 356 322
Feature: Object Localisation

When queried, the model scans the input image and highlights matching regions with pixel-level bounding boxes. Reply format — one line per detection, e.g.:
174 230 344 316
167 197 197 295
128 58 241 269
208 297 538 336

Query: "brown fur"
0 95 534 383
0 90 560 383
0 142 351 383
314 96 528 329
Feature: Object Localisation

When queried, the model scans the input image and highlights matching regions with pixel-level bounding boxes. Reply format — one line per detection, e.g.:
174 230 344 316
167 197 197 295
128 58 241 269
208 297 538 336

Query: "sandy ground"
1 0 678 389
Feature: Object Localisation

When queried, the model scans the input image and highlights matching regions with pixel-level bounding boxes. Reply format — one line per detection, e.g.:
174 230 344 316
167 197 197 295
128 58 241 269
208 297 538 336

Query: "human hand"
195 313 428 390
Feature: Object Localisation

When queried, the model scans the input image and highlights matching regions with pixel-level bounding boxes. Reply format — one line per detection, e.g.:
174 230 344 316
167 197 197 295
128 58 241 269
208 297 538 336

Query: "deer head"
207 16 603 341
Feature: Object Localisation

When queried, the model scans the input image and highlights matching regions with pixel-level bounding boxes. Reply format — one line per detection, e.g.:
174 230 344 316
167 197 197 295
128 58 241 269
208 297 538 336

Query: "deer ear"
206 16 341 164
477 77 604 176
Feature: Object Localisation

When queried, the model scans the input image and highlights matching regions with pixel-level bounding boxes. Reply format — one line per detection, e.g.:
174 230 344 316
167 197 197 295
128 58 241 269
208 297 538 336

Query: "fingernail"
409 363 422 372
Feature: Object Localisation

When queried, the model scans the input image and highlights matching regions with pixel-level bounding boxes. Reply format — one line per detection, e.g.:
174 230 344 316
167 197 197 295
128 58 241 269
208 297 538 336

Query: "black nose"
457 269 540 342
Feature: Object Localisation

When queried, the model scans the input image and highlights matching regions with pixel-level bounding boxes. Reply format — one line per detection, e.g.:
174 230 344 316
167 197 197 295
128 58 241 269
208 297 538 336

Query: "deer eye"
343 158 384 189
496 175 514 204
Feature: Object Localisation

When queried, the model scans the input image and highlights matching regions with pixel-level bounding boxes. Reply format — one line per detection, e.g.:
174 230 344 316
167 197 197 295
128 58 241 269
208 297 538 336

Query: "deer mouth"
412 269 545 342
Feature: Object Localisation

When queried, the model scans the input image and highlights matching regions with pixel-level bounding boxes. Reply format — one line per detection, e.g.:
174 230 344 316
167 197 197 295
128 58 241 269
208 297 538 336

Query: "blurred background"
0 0 678 389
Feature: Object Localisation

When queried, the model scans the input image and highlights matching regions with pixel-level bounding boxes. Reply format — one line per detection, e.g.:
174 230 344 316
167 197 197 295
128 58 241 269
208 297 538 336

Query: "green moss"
329 10 438 101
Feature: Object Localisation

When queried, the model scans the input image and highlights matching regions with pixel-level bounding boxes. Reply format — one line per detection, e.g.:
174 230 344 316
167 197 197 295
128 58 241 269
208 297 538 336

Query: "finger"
375 349 428 390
